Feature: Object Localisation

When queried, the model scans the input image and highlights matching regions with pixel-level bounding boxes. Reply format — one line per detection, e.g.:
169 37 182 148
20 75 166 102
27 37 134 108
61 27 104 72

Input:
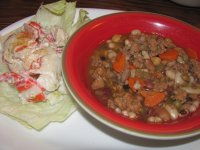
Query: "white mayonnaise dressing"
32 50 61 91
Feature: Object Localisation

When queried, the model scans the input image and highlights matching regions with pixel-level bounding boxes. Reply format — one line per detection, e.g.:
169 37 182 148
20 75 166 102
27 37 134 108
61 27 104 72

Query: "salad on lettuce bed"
0 0 89 130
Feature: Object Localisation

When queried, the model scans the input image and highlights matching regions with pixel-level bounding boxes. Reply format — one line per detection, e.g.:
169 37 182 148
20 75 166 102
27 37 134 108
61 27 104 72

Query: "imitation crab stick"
14 45 28 52
28 21 42 30
140 90 166 107
159 49 179 61
28 93 46 103
112 52 126 73
0 72 46 102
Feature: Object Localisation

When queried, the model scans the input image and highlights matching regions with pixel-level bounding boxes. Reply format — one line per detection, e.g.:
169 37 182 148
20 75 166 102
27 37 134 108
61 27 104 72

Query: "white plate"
0 8 200 150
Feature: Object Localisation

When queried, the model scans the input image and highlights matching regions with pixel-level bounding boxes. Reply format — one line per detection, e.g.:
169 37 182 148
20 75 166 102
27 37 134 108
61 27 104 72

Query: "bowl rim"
62 11 200 140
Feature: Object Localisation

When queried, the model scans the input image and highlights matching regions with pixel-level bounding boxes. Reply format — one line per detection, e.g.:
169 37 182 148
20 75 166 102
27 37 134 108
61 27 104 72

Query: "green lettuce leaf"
0 57 9 74
33 0 90 33
0 82 76 131
69 9 90 35
44 0 66 15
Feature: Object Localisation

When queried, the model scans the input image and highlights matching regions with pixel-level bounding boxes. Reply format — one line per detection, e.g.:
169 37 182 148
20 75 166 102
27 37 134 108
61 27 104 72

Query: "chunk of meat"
190 59 200 79
91 77 105 90
144 59 155 72
174 89 187 101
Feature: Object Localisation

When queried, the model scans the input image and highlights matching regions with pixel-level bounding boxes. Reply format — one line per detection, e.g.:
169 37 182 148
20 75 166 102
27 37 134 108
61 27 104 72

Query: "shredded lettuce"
0 0 90 131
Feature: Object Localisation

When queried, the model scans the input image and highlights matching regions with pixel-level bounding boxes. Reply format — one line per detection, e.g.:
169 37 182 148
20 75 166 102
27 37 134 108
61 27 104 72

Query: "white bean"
125 39 131 48
106 39 112 43
131 29 141 35
112 34 121 42
189 105 197 112
147 116 162 123
142 51 150 59
164 104 179 120
125 39 131 46
108 42 115 49
189 75 195 84
128 112 137 119
188 100 200 112
133 80 141 90
130 69 136 78
166 70 176 80
193 100 200 108
167 61 176 67
122 110 128 116
115 107 121 114
177 56 184 64
107 50 117 59
175 72 184 85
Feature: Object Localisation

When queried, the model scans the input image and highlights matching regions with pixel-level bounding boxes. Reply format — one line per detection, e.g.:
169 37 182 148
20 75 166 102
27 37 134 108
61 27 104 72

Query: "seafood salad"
1 21 68 103
0 0 89 130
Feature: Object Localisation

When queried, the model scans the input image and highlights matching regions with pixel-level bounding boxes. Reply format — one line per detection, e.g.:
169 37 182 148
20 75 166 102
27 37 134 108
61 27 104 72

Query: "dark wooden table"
0 0 200 30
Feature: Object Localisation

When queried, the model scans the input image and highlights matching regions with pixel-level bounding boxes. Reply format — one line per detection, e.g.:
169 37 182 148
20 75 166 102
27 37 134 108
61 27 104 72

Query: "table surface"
0 0 200 30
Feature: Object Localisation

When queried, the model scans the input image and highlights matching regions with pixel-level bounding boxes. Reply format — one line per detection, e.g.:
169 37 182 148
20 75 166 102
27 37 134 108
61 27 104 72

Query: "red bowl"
62 12 200 139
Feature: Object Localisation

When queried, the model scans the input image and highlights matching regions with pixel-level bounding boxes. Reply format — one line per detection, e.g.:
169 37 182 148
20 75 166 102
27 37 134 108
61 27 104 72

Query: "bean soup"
89 29 200 123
